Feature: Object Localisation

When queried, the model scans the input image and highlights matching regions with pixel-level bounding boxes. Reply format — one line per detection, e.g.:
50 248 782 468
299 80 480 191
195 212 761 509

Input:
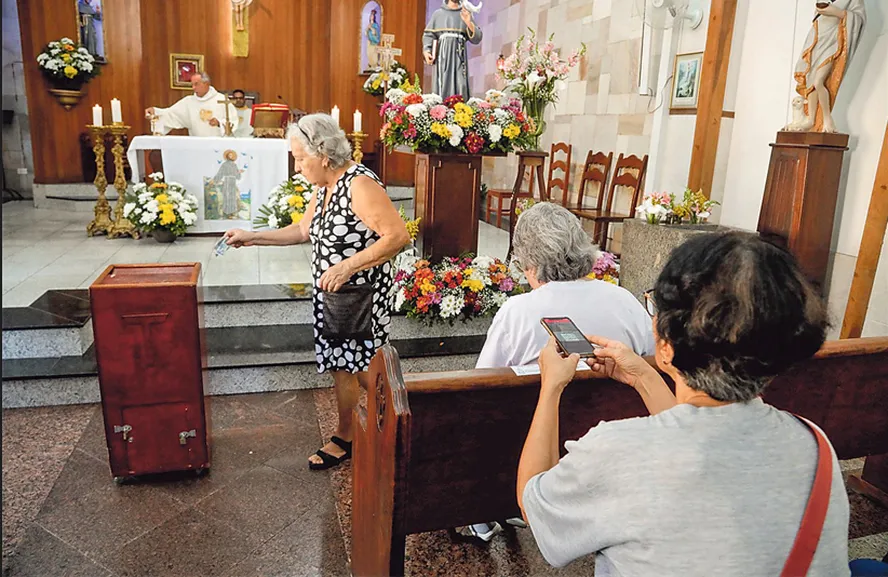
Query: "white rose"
447 124 463 147
405 104 426 118
488 125 502 143
123 203 136 218
146 199 159 212
139 212 155 225
268 214 279 229
422 94 443 106
148 172 164 180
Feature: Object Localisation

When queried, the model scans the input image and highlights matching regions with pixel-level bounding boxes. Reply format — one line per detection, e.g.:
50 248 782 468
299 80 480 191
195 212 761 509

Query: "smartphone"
540 317 601 358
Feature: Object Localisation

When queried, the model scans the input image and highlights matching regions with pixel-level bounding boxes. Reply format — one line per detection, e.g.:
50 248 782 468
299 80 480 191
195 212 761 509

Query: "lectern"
90 263 209 480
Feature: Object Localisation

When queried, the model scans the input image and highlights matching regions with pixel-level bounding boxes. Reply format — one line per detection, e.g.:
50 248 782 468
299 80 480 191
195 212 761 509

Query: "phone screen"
541 317 599 356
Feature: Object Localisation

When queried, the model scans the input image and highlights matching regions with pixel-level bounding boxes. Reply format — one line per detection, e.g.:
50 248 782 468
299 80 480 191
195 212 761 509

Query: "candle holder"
107 124 141 240
349 131 367 164
86 125 114 237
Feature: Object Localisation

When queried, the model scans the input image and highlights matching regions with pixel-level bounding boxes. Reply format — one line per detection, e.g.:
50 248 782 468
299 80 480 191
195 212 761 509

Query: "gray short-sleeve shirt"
522 398 850 576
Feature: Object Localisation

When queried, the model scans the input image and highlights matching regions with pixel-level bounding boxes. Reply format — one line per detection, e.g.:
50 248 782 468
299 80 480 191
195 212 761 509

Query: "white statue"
231 0 253 32
784 0 866 133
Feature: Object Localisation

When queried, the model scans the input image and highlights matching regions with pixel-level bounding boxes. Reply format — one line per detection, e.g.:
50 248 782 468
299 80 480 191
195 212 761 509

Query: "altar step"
1 323 483 408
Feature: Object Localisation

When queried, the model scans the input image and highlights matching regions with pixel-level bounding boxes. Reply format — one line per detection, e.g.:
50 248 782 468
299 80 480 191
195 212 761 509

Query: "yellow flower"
294 185 305 192
160 210 176 225
287 195 304 209
461 278 485 293
371 79 381 90
151 182 168 189
155 194 169 203
405 218 420 241
454 111 473 128
419 279 436 295
290 211 303 224
61 53 71 62
453 102 472 115
431 122 451 138
400 79 413 92
64 44 75 51
503 124 520 139
157 202 174 212
63 65 77 78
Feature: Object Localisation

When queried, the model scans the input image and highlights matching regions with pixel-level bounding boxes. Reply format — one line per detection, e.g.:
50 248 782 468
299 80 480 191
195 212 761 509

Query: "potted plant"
36 37 99 109
123 173 199 243
498 29 586 150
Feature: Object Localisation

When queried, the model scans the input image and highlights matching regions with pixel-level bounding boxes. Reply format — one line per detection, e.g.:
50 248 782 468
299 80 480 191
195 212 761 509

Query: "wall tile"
618 113 646 136
597 73 611 114
566 81 587 115
592 0 613 21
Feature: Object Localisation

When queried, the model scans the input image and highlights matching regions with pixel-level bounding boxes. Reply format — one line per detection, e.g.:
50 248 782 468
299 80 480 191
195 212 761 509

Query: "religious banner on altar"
157 137 288 233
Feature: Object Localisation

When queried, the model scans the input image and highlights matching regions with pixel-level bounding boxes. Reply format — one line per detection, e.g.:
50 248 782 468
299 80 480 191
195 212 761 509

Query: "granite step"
1 324 485 408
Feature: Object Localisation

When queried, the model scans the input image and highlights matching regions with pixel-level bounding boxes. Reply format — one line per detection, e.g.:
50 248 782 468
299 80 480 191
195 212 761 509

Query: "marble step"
1 324 484 408
2 284 493 360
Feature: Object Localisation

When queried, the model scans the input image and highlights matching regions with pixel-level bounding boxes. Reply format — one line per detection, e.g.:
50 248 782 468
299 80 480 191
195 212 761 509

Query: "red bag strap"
780 415 834 577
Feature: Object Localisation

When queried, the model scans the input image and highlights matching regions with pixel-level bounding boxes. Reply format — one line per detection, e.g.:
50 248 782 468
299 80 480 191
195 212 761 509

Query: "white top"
475 279 655 369
153 87 239 137
522 399 851 576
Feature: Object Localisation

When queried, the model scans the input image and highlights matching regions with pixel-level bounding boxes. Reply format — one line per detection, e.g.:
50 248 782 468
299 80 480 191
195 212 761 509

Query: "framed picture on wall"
75 0 106 63
170 53 205 90
359 1 383 74
671 52 703 109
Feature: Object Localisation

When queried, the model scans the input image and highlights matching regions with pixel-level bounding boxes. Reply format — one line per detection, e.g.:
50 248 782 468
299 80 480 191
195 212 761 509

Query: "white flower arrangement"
36 37 98 87
253 174 315 229
363 61 410 96
123 173 199 236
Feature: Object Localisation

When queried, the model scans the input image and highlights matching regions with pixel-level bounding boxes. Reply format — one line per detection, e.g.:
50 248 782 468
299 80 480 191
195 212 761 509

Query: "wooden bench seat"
351 337 888 576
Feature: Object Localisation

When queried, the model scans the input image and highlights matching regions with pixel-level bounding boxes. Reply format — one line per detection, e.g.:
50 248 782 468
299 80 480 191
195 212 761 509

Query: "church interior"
2 0 887 575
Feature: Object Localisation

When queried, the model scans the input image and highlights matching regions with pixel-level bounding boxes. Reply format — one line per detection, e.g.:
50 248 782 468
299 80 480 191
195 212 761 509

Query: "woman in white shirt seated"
466 202 654 542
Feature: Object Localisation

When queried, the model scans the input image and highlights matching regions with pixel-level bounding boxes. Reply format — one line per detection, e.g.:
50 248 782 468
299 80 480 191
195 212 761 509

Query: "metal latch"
179 429 197 445
114 424 132 442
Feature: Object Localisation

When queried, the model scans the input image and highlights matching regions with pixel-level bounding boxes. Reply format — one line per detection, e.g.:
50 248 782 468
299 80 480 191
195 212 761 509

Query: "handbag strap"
780 415 834 577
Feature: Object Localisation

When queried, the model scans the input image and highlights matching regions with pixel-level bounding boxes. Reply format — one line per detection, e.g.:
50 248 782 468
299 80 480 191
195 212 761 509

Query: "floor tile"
848 532 888 562
2 523 114 577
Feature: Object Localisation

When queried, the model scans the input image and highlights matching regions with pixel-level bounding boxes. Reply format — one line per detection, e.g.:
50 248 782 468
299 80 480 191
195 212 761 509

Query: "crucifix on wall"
230 0 253 58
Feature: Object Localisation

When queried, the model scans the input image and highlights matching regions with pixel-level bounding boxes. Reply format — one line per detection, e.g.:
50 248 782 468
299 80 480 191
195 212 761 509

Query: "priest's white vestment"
154 87 239 137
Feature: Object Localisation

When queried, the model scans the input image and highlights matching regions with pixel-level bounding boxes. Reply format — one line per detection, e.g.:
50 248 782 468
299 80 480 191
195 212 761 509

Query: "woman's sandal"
308 435 353 471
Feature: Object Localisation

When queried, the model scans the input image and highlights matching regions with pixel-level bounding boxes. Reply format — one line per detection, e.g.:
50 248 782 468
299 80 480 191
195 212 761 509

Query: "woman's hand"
815 3 845 18
224 228 255 248
586 335 655 390
319 261 355 292
538 338 580 394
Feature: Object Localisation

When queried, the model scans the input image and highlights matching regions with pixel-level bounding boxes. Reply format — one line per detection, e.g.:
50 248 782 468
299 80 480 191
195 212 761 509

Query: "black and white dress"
309 164 393 374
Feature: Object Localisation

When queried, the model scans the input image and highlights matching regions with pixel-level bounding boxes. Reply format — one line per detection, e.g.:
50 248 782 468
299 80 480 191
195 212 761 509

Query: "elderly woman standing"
225 113 409 470
518 232 850 575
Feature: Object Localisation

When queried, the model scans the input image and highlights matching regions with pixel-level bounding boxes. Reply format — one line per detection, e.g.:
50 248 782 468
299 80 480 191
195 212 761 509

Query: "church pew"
351 337 888 577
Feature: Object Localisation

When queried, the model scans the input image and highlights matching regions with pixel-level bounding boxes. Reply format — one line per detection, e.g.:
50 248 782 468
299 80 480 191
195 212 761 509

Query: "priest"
144 72 239 137
230 89 254 138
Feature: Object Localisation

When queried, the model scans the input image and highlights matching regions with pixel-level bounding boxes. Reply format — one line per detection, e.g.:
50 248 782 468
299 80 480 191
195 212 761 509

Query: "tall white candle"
110 98 122 123
92 105 103 126
354 109 362 133
331 105 340 125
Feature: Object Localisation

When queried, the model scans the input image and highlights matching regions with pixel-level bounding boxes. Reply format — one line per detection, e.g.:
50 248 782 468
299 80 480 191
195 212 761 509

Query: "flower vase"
522 98 548 151
646 214 661 225
153 229 177 243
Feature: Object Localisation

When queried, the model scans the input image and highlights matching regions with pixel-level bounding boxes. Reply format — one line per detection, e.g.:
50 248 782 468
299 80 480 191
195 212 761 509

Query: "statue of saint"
422 0 483 100
784 0 866 133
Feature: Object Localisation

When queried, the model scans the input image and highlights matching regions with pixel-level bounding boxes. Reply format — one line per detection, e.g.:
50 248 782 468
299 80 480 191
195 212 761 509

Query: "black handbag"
321 283 375 340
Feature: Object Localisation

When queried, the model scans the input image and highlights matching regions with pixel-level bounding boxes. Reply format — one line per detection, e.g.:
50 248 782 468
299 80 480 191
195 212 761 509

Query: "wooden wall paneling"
687 0 737 197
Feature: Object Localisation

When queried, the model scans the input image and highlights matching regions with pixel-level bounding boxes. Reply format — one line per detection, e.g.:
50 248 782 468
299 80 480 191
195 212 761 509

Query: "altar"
126 135 290 233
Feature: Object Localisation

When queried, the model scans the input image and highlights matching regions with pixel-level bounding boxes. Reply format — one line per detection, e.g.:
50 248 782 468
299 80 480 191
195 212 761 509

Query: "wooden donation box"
414 152 483 262
90 263 209 479
758 131 849 288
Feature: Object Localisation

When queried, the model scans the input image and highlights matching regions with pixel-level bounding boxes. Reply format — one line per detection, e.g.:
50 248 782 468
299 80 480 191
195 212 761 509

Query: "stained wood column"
687 0 738 197
841 124 888 339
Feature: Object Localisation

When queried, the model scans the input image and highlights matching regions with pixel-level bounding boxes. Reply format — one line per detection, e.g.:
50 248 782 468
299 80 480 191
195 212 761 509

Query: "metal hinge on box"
113 424 132 442
179 429 197 445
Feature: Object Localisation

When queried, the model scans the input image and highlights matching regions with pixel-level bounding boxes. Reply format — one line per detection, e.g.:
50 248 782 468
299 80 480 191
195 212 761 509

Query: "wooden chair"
351 337 888 576
486 150 550 229
545 142 572 205
565 150 613 213
573 153 648 252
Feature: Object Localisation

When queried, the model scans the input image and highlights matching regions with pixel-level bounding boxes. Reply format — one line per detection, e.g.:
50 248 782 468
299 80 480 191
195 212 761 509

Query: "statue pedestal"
758 131 849 289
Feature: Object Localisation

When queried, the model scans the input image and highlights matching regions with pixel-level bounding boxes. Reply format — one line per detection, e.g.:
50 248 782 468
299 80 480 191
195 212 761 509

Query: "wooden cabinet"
90 263 209 479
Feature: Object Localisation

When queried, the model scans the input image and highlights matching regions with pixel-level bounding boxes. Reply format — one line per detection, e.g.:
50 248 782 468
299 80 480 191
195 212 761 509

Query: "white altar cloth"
126 135 290 233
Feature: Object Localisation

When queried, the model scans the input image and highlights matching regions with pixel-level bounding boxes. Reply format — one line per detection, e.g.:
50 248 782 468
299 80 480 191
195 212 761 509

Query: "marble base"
2 321 93 360
620 219 741 300
202 301 313 328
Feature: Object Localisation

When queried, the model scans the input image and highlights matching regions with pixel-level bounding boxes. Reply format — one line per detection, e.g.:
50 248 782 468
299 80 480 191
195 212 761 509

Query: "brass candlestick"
86 125 114 237
107 124 141 240
349 131 367 164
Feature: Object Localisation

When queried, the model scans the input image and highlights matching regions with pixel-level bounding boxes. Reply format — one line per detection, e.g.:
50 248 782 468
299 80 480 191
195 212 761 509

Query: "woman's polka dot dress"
309 164 392 374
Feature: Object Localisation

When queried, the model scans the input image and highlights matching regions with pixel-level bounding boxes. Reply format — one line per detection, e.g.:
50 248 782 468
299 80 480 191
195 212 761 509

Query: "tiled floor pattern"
3 390 886 577
1 202 510 308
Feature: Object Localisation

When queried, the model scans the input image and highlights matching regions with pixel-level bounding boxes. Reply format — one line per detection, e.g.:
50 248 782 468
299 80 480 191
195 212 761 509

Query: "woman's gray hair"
512 202 597 282
287 113 353 169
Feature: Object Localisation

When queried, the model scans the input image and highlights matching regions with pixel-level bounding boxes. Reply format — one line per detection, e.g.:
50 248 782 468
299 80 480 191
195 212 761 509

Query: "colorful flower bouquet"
363 61 411 96
36 37 98 90
253 174 315 229
123 173 198 237
498 29 585 150
392 254 523 323
587 250 619 285
635 188 719 225
380 87 535 155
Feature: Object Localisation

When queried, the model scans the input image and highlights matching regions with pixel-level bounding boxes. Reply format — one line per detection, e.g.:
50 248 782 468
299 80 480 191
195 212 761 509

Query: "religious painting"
203 149 252 221
359 1 383 74
671 52 703 109
75 0 106 63
170 53 205 90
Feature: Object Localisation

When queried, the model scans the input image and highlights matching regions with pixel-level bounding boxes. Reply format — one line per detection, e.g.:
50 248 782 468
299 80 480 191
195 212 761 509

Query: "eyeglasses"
643 289 657 317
